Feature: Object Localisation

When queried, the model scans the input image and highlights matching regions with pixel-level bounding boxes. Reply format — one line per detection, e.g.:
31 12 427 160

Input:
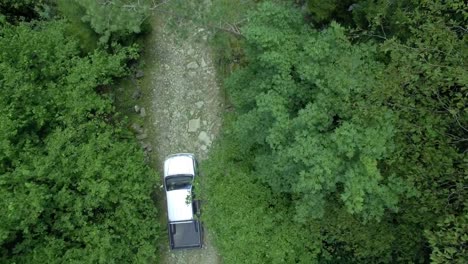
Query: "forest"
198 0 467 263
1 0 467 263
0 0 159 263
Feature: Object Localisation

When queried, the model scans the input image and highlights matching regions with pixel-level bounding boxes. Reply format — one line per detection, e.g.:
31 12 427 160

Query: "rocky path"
141 11 223 264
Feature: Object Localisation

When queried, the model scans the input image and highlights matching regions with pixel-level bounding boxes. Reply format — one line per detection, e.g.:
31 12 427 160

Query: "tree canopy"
201 1 467 263
0 4 159 263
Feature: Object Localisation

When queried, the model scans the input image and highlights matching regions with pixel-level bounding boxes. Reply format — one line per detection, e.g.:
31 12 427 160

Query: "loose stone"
187 61 198 69
188 118 201 132
140 107 146 117
135 70 144 78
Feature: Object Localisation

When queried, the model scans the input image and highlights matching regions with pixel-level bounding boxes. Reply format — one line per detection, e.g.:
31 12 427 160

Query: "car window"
165 175 193 191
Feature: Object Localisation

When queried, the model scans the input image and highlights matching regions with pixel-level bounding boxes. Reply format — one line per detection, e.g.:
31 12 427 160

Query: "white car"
163 153 202 249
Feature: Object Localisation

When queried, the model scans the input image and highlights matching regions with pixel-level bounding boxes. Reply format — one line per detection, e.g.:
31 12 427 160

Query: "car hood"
164 155 195 177
167 189 193 222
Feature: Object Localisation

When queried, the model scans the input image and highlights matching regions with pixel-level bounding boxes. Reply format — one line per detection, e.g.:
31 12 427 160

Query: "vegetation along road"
0 1 466 264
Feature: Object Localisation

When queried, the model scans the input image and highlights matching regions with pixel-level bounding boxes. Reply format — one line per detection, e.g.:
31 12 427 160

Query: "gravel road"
141 10 223 264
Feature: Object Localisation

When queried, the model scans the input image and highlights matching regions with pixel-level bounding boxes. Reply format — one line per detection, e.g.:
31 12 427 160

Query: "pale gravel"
142 10 223 264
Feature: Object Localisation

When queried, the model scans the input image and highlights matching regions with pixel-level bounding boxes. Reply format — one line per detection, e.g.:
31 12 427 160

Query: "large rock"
188 118 201 132
187 48 195 56
195 101 204 109
198 131 211 146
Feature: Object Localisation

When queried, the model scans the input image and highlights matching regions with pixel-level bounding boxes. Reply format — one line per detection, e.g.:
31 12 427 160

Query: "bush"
0 20 159 263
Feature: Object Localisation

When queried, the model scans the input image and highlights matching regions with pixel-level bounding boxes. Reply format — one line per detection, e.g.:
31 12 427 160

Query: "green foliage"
204 0 467 263
350 0 419 40
201 132 321 264
373 1 468 261
58 0 152 45
0 0 46 22
0 20 158 263
77 0 151 44
306 0 354 25
56 0 99 52
203 2 407 263
164 0 255 29
210 31 246 78
426 213 468 263
229 2 407 222
159 0 257 79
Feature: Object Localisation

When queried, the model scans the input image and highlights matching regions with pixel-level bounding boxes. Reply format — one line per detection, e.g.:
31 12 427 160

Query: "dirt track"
141 10 223 264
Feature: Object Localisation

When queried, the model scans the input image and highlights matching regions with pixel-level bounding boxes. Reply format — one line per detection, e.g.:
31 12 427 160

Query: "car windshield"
165 175 193 191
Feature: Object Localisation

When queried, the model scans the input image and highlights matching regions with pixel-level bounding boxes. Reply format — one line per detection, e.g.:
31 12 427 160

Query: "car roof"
164 153 195 177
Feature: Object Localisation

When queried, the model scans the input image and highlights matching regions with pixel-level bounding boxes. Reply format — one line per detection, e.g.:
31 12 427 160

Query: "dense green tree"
306 0 354 25
203 1 467 263
66 0 153 44
227 2 408 222
0 0 48 22
375 1 468 262
202 2 405 263
0 19 159 263
346 1 468 262
426 214 468 263
202 136 322 264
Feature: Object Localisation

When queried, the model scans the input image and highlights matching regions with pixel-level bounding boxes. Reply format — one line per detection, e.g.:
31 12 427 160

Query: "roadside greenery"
0 2 159 263
58 0 153 45
2 0 466 263
201 1 467 263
